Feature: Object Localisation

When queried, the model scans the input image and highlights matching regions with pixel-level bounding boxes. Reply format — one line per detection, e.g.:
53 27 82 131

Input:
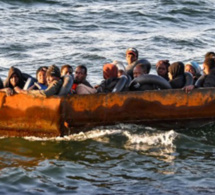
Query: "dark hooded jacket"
97 78 119 93
0 78 3 89
4 67 25 89
202 68 215 87
169 62 186 89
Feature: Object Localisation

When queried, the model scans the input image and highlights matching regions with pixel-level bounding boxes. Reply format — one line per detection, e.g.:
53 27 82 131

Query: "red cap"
126 48 138 57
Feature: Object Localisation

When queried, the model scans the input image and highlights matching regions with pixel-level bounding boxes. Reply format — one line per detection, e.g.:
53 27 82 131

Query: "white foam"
23 129 177 148
24 129 123 142
123 130 177 146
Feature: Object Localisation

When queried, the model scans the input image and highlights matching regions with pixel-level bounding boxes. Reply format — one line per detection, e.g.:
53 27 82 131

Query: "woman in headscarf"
96 63 119 93
168 62 187 89
4 66 25 89
0 66 26 96
184 61 201 84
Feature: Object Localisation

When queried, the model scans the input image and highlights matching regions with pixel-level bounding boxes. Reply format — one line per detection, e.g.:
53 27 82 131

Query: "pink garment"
76 84 97 95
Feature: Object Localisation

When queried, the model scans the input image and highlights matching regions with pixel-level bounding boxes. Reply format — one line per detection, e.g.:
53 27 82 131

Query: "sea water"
0 0 215 194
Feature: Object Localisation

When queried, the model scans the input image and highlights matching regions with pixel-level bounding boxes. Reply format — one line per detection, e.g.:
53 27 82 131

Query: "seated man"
125 47 139 78
133 59 151 78
15 65 63 97
131 61 158 91
73 65 92 91
133 64 148 78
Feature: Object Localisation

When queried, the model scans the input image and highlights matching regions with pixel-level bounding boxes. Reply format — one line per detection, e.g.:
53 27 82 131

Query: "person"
125 48 139 78
0 78 13 96
14 65 63 97
112 60 126 77
131 62 162 91
61 64 73 77
156 60 170 81
127 58 151 79
133 64 148 78
184 61 201 84
0 66 26 96
34 66 48 90
201 58 215 87
96 63 120 93
73 65 92 91
168 62 187 89
60 64 74 94
4 66 25 90
19 66 48 91
205 51 215 59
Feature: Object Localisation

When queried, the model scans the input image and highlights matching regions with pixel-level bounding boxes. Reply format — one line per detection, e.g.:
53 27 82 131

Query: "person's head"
61 64 73 77
10 73 19 87
205 51 215 59
185 61 201 77
134 58 151 75
46 65 61 85
112 60 126 77
156 60 170 78
133 64 149 78
6 66 24 88
126 48 138 65
168 62 184 80
203 58 215 75
74 65 87 83
36 66 48 85
103 63 118 79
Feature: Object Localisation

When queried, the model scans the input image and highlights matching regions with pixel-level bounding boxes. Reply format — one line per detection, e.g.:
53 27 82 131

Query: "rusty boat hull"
1 88 215 137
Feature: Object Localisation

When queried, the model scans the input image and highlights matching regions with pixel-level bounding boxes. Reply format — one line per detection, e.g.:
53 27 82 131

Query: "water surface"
0 0 215 194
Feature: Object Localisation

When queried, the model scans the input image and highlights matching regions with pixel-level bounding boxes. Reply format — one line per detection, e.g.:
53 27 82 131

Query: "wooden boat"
0 87 215 137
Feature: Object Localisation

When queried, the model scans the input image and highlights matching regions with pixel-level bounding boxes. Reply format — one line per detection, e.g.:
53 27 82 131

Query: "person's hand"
5 88 14 96
183 85 195 94
13 86 21 93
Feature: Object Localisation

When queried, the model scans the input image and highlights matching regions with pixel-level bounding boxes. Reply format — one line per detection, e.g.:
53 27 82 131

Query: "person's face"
61 67 73 77
37 71 47 85
203 63 209 75
185 65 195 76
133 66 144 78
126 53 137 65
157 64 168 77
10 73 19 87
74 67 86 83
46 75 58 85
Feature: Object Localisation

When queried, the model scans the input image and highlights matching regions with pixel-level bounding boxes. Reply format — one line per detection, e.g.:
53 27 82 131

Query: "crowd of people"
0 48 215 97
